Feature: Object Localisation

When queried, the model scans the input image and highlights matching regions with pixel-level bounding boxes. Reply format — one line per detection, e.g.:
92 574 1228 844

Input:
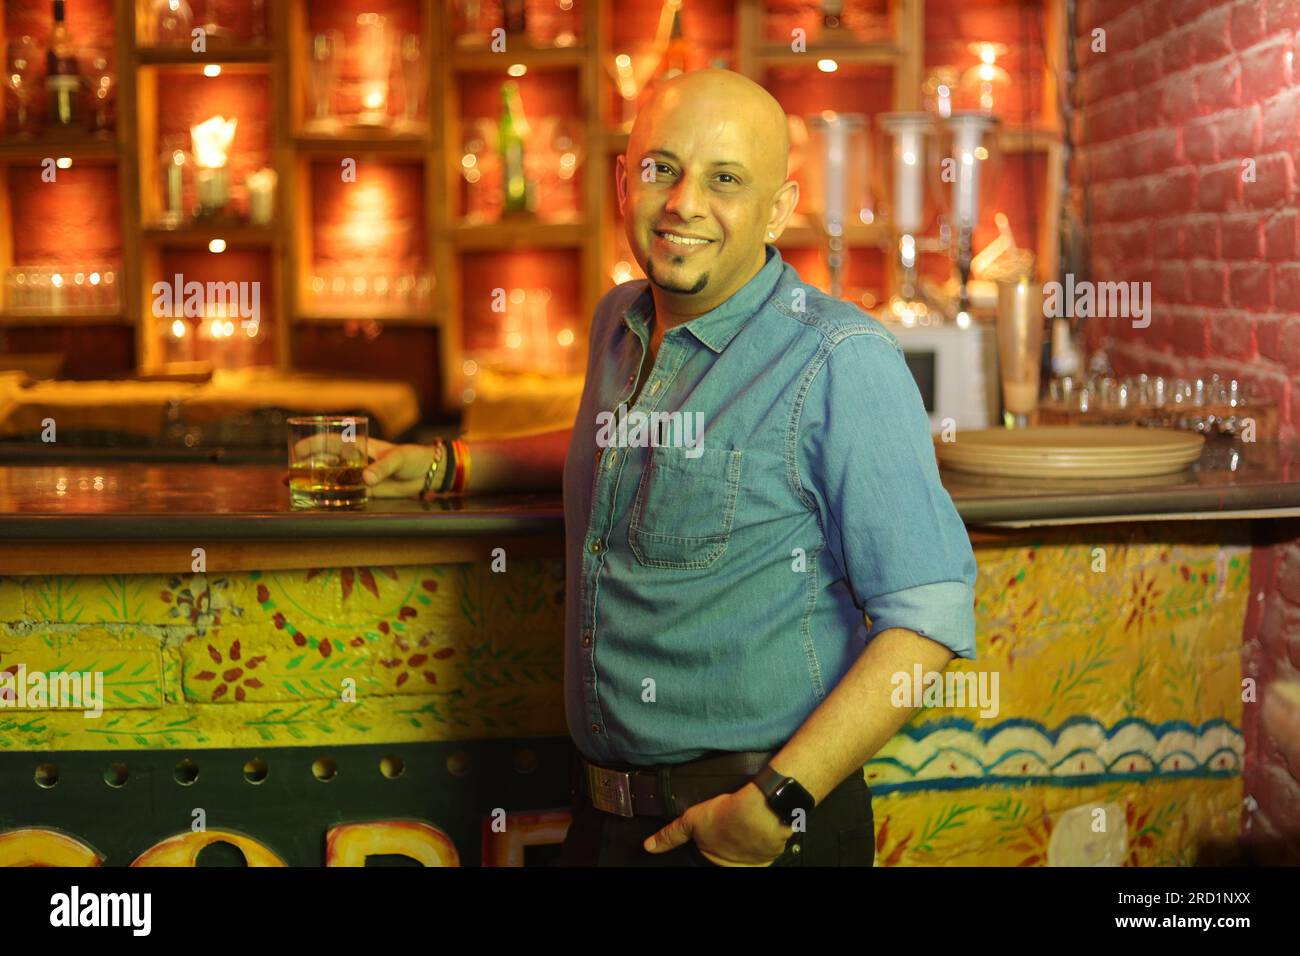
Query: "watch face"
772 778 814 821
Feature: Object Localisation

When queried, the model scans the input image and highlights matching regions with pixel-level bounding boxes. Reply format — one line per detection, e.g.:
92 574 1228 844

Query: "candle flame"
191 115 238 168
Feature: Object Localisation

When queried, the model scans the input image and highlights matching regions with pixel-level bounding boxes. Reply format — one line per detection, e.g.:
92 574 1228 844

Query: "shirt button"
791 844 801 855
591 723 601 734
581 631 592 646
589 538 603 554
649 381 660 395
605 449 617 468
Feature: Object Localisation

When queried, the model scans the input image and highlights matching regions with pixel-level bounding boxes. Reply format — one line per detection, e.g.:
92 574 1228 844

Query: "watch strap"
751 763 813 825
752 763 784 800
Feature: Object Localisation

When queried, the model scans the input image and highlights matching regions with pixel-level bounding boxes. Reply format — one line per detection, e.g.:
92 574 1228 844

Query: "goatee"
647 260 709 295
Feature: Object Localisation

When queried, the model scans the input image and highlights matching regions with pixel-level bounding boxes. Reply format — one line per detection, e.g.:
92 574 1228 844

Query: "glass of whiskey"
287 415 370 509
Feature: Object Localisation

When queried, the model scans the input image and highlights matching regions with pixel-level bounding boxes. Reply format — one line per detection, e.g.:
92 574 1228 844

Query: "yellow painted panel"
871 776 1241 867
0 577 24 622
0 628 162 717
21 574 180 626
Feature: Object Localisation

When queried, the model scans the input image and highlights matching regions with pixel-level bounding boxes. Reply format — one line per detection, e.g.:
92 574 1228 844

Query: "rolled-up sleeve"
798 329 977 659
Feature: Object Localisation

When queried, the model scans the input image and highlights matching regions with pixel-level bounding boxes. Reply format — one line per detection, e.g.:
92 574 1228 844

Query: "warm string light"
962 42 1010 115
355 13 391 124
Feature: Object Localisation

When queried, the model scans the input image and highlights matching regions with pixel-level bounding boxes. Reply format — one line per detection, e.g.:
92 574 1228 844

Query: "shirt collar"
622 244 785 354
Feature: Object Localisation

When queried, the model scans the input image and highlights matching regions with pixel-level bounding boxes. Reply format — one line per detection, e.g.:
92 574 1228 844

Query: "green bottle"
499 81 531 214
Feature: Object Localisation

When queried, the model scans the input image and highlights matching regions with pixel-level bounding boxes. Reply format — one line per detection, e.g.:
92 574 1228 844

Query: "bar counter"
0 437 1288 865
0 436 1294 557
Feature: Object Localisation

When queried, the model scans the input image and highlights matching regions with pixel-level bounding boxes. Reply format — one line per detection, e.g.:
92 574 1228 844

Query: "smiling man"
361 68 976 868
551 69 978 867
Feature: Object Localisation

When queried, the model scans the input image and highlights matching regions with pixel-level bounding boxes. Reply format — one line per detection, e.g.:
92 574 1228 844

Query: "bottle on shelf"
822 0 844 32
46 0 82 129
503 0 527 37
660 1 690 79
499 80 534 216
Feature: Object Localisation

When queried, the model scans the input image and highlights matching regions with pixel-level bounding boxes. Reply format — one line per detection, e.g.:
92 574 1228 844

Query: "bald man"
364 70 977 867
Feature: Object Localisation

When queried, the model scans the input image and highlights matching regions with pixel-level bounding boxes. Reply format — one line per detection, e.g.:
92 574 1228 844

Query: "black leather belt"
579 750 776 818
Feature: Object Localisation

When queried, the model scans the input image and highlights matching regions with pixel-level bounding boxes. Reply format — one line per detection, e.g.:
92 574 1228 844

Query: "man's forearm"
768 627 956 803
466 428 571 492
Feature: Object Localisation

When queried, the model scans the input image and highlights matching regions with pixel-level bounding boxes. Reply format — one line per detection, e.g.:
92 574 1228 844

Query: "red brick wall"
1075 0 1300 435
1075 0 1300 862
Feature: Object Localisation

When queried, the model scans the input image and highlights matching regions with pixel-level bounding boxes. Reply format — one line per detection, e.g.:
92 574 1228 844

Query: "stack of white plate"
934 426 1205 479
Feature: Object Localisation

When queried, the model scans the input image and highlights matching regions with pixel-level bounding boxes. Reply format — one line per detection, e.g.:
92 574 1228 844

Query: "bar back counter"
1 437 1297 866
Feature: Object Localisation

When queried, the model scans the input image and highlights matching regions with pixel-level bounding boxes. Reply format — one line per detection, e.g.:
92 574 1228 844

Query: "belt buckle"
586 764 635 817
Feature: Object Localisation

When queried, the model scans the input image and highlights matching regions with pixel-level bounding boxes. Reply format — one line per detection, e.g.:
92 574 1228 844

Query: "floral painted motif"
379 631 456 688
190 639 267 702
304 566 400 604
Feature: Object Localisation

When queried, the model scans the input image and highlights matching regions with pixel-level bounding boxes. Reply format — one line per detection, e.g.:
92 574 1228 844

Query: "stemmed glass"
6 36 39 137
604 46 665 131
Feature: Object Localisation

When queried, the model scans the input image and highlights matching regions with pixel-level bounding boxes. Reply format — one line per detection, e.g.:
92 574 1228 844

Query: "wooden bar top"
0 436 1297 555
0 463 562 540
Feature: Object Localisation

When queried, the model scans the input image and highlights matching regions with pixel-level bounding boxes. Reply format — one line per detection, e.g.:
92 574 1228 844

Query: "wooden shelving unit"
0 309 128 326
1 0 1065 415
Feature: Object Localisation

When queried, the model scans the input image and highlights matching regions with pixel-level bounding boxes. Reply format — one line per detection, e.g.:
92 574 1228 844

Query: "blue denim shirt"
563 245 977 766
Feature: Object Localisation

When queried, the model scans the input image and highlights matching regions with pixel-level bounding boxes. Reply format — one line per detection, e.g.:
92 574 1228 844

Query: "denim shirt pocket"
628 446 742 569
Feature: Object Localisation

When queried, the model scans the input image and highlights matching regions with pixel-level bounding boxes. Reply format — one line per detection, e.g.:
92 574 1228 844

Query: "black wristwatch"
751 764 815 826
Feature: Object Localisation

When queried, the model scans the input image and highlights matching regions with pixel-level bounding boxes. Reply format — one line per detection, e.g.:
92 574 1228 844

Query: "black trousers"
554 753 875 867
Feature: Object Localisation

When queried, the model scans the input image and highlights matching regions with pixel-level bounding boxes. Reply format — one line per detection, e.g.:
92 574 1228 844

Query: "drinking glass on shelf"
549 116 585 219
995 272 1045 428
397 33 424 130
531 0 580 47
34 269 51 311
353 13 393 126
460 119 500 223
101 268 119 312
3 270 18 312
6 36 40 137
86 52 115 135
159 135 194 226
198 0 234 45
308 31 341 130
455 0 492 46
396 271 416 307
251 0 267 43
150 0 194 45
555 0 580 47
5 264 112 314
